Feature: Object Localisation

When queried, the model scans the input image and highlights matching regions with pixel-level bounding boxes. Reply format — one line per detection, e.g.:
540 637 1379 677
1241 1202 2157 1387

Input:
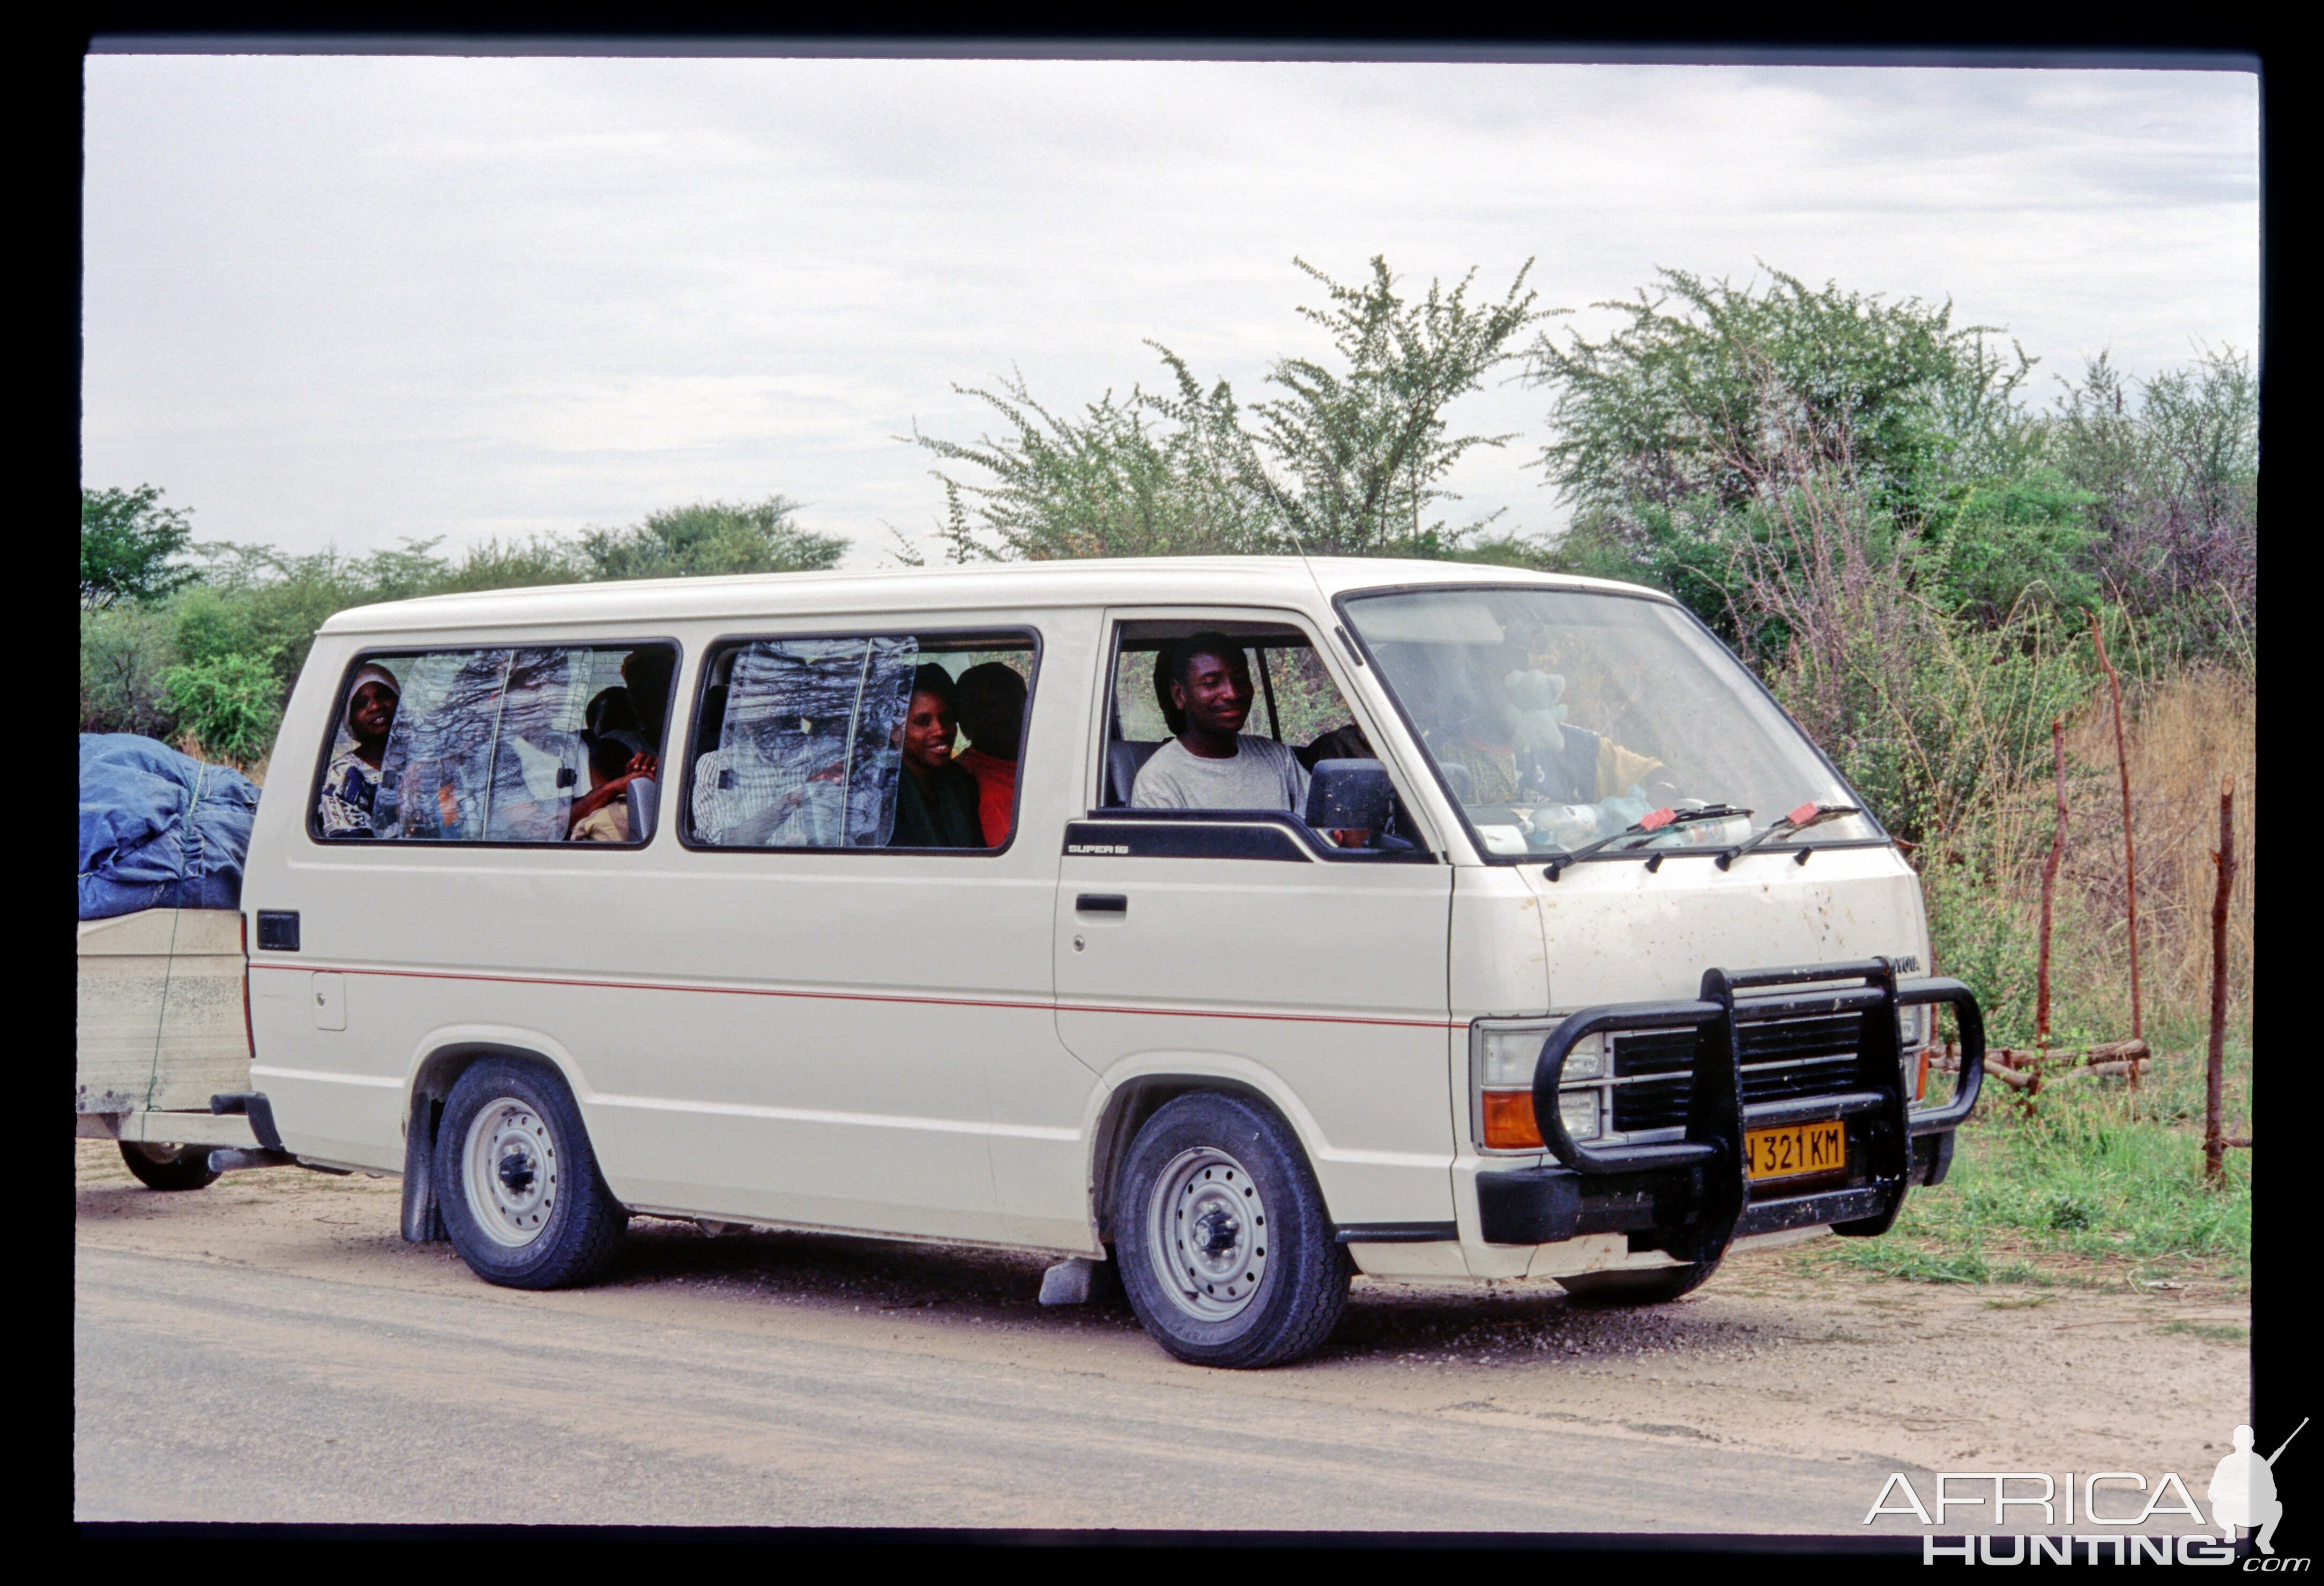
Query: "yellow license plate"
1745 1120 1846 1181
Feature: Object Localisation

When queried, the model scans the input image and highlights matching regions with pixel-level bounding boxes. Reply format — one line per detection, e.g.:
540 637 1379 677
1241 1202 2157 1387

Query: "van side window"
689 637 915 848
684 633 1037 852
1093 620 1420 855
1103 624 1373 813
314 643 676 844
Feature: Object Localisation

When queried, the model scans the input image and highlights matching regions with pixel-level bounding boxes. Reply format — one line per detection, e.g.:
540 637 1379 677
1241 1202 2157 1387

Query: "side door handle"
1075 893 1128 914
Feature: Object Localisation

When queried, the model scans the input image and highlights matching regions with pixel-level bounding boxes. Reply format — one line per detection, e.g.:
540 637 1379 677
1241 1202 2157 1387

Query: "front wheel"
1115 1092 1349 1369
435 1058 628 1290
1557 1260 1716 1307
117 1140 221 1192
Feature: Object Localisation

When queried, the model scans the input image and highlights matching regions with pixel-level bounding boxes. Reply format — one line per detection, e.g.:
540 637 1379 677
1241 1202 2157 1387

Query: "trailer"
77 907 267 1189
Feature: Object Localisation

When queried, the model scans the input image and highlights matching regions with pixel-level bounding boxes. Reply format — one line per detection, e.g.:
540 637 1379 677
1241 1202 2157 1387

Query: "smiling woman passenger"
888 662 986 848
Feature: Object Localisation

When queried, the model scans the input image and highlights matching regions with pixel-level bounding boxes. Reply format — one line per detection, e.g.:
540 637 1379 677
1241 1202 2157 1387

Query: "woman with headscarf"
316 662 401 837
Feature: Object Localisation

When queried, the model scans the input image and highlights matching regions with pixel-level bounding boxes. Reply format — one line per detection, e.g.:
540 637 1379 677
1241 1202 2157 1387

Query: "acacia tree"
907 367 1271 562
2047 347 2257 646
912 255 1545 562
1230 256 1545 556
81 485 195 608
1525 267 2100 647
579 496 847 579
1530 267 1995 526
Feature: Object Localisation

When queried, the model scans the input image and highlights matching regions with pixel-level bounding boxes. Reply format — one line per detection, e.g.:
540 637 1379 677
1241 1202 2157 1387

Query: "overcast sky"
80 54 2260 568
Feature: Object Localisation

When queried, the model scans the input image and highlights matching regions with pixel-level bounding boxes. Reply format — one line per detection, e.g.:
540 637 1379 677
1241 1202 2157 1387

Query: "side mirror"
1305 758 1394 836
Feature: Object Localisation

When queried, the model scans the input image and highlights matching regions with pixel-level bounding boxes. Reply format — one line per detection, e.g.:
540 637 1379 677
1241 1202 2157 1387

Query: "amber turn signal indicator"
1481 1089 1544 1150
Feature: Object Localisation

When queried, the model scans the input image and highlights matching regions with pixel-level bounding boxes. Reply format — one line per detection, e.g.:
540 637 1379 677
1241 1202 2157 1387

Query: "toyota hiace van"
235 558 1984 1367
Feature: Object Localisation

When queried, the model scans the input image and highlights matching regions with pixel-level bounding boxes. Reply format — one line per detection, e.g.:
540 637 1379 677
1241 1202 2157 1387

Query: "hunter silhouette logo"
2210 1418 2301 1555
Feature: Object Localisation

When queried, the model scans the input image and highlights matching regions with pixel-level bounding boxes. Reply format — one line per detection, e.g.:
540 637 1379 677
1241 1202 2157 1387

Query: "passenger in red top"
952 661 1026 847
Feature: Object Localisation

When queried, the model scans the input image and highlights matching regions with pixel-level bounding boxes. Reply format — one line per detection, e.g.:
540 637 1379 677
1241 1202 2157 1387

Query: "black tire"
1114 1092 1349 1369
435 1058 628 1290
117 1140 221 1192
1558 1260 1717 1307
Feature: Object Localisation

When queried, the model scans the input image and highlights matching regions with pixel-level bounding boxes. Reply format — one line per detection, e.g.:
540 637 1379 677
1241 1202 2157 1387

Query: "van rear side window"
310 642 677 845
683 632 1036 852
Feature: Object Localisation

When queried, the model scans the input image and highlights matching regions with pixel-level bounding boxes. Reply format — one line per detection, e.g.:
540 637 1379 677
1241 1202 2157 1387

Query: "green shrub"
1911 471 2101 623
79 606 181 739
1922 860 2044 1045
1770 598 2093 854
170 582 267 667
160 651 284 765
915 256 1545 562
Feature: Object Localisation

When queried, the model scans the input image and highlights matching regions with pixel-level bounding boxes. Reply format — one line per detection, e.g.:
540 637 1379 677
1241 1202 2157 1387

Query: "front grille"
1610 1014 1864 1133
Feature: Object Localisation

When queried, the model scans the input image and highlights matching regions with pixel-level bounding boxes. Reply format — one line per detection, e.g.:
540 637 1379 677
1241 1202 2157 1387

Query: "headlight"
1476 1023 1608 1150
1896 1004 1934 1104
1897 1004 1928 1051
1477 1030 1540 1088
1477 1029 1604 1086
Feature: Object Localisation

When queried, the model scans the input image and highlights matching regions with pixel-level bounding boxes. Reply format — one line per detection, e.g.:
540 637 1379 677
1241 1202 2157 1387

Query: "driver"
1131 634 1310 813
1433 653 1671 807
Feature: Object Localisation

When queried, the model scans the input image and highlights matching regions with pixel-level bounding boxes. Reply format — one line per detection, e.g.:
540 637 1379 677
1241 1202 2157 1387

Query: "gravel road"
73 1142 2249 1530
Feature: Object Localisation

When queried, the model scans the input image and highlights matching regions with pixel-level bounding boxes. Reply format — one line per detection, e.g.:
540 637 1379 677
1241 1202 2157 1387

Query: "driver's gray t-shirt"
1131 735 1311 813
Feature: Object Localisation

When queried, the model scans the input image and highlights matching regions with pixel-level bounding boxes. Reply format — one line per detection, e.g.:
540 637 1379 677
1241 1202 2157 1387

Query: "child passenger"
951 661 1025 847
568 734 646 843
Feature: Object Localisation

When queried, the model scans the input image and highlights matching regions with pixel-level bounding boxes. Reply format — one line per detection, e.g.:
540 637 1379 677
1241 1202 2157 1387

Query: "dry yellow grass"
1978 666 2253 1031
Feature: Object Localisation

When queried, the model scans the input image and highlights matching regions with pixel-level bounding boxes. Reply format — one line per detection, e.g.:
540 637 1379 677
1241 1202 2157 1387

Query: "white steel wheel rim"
463 1098 559 1248
1147 1146 1270 1323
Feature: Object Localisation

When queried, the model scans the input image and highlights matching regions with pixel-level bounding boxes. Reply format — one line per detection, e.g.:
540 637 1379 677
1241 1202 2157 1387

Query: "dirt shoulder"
75 1141 2248 1486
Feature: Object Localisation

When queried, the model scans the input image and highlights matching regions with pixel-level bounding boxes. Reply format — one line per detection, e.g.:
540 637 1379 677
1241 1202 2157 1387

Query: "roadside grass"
1809 665 2258 1299
1796 1018 2251 1294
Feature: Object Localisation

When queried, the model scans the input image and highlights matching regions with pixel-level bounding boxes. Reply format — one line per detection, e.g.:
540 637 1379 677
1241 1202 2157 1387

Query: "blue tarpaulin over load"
78 734 261 920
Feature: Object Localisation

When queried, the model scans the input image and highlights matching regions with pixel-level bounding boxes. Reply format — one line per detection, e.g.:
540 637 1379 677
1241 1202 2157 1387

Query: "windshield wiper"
1540 804 1753 881
1714 801 1864 870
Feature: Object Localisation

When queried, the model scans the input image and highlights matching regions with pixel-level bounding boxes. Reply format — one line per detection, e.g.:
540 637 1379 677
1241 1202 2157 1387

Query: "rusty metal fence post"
2089 610 2142 1083
2205 777 2236 1185
2032 716 2067 1101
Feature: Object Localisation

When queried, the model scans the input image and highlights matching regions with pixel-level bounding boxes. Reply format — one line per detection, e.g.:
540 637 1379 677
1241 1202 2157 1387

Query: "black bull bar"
1483 958 1985 1263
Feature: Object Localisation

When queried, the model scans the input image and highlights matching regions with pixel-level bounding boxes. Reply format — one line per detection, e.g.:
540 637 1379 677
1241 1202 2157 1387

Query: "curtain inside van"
371 647 593 841
373 650 505 839
482 649 592 842
699 637 915 847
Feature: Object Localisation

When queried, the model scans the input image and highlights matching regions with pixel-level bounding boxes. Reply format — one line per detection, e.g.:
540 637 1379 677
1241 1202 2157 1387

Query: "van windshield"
1339 586 1881 861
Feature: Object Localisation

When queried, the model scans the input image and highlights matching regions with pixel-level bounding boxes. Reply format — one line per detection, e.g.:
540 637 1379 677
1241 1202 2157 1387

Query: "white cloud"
80 55 2260 565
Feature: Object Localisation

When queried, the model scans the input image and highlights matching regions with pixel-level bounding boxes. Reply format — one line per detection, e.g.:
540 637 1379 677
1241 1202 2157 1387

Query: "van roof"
317 555 1665 636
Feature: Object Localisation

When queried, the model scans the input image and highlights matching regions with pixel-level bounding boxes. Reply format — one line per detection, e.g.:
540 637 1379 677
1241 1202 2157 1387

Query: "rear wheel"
436 1059 628 1290
1558 1260 1716 1307
117 1140 220 1192
1115 1092 1349 1369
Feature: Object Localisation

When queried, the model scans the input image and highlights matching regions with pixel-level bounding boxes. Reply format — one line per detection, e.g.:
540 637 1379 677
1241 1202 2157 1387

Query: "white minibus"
230 557 1983 1368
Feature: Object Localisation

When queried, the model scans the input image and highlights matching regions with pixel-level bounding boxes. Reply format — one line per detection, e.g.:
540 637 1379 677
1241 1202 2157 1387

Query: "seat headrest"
1106 740 1166 807
624 775 659 843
